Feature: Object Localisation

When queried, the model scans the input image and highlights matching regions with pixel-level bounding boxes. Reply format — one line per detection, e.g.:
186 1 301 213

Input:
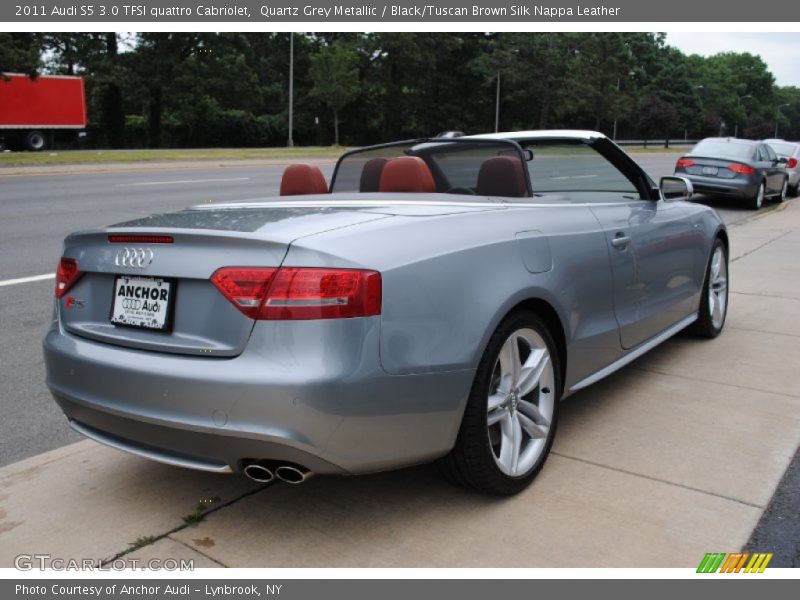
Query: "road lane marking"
116 177 250 187
0 273 55 287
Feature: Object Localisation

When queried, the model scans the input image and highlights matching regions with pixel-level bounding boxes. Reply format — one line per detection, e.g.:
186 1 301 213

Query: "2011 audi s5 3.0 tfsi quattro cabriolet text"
44 131 728 495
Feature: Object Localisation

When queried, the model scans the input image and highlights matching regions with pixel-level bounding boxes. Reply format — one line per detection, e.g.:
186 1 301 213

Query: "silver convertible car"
44 131 728 495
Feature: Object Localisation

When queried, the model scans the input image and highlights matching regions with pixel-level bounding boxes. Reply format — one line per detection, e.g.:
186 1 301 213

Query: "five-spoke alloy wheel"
440 311 561 495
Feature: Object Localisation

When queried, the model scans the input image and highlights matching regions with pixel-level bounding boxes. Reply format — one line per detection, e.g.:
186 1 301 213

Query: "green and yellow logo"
697 552 773 573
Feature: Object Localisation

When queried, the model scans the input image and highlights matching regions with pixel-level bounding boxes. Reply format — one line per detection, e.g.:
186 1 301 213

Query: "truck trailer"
0 73 88 151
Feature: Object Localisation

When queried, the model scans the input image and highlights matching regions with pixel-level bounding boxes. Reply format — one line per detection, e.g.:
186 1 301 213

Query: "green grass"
0 146 345 167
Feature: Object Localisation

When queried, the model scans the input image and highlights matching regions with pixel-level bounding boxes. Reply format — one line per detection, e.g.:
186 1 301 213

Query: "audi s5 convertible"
44 131 728 495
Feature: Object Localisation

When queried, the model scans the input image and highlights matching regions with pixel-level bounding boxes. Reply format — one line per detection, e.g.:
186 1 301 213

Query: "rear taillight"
675 158 694 168
210 268 277 319
788 157 798 169
55 257 81 298
729 163 755 175
211 267 381 320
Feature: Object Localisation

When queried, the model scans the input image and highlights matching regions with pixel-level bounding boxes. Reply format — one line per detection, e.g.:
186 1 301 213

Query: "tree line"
2 32 798 148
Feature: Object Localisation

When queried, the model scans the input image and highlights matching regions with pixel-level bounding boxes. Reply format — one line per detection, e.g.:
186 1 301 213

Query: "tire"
439 310 561 495
748 181 765 210
776 177 788 203
687 238 728 338
789 182 799 198
24 130 46 152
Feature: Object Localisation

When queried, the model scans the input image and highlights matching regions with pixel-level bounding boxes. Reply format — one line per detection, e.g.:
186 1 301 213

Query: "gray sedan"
44 131 728 495
674 137 788 210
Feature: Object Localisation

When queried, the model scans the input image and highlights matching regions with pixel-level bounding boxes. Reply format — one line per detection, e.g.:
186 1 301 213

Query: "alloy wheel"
709 246 728 330
486 328 555 477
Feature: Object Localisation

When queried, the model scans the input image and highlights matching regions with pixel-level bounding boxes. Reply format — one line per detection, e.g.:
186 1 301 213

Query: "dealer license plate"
110 276 173 331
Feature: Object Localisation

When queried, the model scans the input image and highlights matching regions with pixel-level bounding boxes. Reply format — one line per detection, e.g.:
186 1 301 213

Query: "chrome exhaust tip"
243 463 274 483
274 465 313 484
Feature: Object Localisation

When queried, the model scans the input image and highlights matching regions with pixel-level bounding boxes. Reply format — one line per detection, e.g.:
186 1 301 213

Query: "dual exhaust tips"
242 461 312 485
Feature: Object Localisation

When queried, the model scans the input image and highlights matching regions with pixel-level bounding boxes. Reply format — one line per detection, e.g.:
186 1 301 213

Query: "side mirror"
660 176 693 200
776 156 788 165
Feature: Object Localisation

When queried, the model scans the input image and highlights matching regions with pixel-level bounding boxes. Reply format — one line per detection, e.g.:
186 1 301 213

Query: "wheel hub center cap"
509 389 519 411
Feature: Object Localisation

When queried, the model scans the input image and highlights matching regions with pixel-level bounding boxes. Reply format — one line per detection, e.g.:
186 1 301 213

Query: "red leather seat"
359 157 389 192
476 156 527 198
379 157 436 193
280 164 329 196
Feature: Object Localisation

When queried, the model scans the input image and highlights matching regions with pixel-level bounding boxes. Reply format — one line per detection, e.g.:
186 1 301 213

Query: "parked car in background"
764 139 800 196
674 137 788 210
44 131 728 495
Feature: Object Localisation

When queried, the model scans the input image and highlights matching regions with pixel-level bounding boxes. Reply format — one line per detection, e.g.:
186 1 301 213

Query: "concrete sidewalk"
1 201 798 568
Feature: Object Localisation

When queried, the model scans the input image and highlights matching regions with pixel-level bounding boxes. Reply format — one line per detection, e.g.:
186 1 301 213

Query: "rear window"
766 142 798 157
691 140 755 161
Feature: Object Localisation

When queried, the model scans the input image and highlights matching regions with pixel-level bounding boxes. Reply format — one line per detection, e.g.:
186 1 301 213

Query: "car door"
762 144 783 193
590 197 696 350
756 144 781 194
523 138 696 351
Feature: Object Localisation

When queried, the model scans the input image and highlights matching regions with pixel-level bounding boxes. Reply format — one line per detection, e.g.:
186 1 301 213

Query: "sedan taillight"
55 257 81 298
211 267 382 320
729 163 755 175
788 157 798 169
675 158 694 168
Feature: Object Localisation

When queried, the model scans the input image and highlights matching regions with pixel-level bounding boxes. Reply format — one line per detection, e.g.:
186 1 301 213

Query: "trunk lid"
58 205 389 357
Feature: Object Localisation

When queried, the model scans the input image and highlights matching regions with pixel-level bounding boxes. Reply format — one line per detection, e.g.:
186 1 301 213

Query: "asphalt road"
0 153 786 467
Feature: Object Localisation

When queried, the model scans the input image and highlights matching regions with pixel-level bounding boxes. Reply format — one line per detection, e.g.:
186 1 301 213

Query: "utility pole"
287 33 294 147
775 103 790 139
495 72 501 133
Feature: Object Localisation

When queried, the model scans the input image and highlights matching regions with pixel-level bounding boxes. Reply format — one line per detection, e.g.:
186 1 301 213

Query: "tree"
638 93 678 145
0 33 42 76
309 42 360 145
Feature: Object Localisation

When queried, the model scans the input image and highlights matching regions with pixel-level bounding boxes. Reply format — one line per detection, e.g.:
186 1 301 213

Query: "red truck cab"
0 73 88 151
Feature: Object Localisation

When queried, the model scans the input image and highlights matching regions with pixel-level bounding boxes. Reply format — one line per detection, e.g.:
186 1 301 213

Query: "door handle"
611 233 630 249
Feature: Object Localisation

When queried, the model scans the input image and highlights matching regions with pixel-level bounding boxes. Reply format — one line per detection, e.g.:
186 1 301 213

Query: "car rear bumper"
680 174 757 199
43 321 474 475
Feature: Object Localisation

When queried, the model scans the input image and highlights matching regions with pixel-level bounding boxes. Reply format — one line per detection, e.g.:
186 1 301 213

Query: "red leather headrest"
359 157 389 192
379 157 436 193
280 164 329 196
476 156 527 198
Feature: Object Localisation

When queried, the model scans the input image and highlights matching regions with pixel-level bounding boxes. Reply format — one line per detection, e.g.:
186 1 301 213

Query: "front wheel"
688 238 728 338
748 181 765 210
439 311 561 495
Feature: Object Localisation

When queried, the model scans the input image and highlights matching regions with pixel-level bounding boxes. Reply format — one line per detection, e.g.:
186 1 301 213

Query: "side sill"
569 313 697 393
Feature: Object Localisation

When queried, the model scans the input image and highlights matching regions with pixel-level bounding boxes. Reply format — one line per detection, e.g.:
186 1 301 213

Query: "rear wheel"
748 181 765 210
687 238 728 338
776 177 788 203
439 311 561 495
24 130 46 152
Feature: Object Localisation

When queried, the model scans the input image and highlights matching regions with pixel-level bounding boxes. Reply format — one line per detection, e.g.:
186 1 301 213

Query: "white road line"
0 273 55 287
116 177 250 187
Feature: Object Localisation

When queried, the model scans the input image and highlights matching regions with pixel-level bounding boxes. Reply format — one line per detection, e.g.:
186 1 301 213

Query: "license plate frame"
110 275 176 332
702 166 718 176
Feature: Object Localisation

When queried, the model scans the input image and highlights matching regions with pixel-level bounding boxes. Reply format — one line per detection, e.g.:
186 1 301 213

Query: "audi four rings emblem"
121 298 144 310
115 247 154 269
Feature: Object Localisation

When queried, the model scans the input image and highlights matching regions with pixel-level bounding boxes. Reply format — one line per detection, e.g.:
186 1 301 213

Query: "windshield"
330 139 530 197
691 140 756 161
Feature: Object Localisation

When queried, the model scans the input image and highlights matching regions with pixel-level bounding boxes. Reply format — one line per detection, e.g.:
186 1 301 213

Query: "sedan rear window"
691 141 755 161
766 142 798 157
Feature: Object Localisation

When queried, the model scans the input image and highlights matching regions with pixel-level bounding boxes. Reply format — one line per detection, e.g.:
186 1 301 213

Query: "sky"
666 32 800 87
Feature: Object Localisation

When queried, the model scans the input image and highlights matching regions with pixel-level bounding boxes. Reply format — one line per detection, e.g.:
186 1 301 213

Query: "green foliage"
309 41 360 145
11 32 798 148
